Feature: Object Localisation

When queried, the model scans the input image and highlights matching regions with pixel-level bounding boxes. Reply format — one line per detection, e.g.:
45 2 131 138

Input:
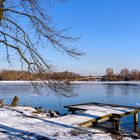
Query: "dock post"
114 118 120 132
69 109 76 114
134 113 138 133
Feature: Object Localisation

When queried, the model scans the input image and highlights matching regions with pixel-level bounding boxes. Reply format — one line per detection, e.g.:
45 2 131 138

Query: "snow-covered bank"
1 80 140 85
71 81 140 85
0 106 134 140
0 81 43 85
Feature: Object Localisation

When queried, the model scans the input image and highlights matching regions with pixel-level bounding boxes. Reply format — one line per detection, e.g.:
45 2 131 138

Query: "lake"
0 81 140 133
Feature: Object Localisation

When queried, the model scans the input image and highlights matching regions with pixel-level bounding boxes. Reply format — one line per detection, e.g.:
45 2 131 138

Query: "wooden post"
0 99 4 107
69 108 76 114
0 7 3 20
11 96 19 107
0 0 4 20
114 118 120 131
92 121 98 127
109 116 115 126
134 113 138 133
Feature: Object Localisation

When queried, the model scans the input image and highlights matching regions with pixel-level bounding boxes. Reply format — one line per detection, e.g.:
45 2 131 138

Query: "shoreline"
0 80 140 85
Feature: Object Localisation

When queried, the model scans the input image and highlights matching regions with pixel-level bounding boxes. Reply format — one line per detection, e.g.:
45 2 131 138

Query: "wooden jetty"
65 102 140 132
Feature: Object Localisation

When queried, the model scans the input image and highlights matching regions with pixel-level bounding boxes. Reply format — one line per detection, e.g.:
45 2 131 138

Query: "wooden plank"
52 114 96 126
79 114 112 127
66 104 136 117
53 110 112 126
78 110 112 127
65 102 139 117
112 110 139 118
65 102 140 110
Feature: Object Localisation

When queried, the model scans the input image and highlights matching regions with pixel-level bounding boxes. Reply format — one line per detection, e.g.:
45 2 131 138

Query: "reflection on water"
121 85 130 95
106 84 115 96
0 83 140 133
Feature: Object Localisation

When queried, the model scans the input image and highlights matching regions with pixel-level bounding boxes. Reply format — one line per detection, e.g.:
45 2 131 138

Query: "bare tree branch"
0 0 84 96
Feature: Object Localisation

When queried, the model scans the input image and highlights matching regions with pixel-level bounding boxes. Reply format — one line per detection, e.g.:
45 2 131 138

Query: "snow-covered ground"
0 80 140 85
0 106 134 140
71 81 140 85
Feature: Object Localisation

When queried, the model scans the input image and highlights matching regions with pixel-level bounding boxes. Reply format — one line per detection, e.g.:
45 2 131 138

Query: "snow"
71 81 140 85
0 106 134 140
0 80 140 85
68 105 134 115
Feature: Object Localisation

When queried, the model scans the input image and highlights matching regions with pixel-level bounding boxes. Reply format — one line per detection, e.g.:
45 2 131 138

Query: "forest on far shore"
103 68 140 81
0 68 140 81
0 70 81 81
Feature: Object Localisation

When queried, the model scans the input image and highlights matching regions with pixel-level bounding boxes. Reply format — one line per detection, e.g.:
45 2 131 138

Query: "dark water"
0 83 140 133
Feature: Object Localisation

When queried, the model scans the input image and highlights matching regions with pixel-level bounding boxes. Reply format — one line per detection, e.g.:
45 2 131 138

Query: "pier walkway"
64 102 140 132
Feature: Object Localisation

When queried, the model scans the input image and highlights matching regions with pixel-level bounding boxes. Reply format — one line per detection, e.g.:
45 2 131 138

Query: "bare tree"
130 69 140 80
120 68 130 81
0 0 83 96
106 68 114 81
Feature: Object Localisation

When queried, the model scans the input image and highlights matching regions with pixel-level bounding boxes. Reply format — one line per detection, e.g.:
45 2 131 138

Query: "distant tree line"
1 68 140 82
0 70 81 81
103 68 140 81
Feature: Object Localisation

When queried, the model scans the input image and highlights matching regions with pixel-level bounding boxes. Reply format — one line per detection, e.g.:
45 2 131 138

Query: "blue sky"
1 0 140 75
46 0 140 75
